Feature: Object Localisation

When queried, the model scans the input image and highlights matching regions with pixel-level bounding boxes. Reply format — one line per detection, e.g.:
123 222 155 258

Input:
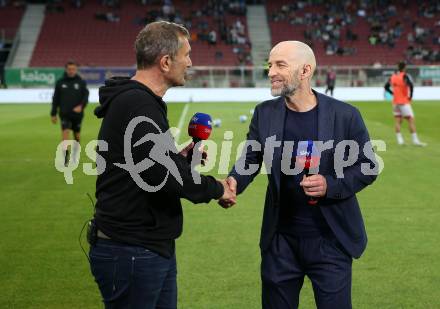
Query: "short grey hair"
135 21 190 69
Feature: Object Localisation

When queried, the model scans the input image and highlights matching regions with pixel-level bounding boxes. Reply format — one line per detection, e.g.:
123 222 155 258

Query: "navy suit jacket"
229 91 378 259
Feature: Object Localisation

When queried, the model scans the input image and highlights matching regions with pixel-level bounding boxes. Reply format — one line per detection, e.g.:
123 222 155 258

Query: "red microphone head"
296 141 320 172
188 113 212 141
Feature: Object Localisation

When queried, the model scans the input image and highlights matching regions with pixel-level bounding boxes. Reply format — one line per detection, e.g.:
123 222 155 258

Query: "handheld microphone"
303 140 319 206
188 112 212 142
187 113 212 163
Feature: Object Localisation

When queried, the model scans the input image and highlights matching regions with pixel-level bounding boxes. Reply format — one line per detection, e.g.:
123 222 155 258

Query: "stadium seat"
30 0 251 67
266 0 439 65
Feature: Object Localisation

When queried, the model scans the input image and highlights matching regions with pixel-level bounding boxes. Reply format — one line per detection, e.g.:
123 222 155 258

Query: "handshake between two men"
180 141 237 209
218 177 238 209
216 174 328 209
181 140 328 210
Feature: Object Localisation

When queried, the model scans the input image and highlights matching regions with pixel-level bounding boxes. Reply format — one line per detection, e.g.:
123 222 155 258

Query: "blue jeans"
89 239 177 309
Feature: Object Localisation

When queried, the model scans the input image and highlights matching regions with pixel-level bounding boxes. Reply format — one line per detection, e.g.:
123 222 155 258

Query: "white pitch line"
175 103 189 143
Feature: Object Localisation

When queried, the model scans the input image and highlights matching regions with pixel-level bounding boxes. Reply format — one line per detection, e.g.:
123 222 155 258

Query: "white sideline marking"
174 103 189 143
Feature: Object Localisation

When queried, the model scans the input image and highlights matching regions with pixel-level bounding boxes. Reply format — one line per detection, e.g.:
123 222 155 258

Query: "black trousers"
261 233 353 309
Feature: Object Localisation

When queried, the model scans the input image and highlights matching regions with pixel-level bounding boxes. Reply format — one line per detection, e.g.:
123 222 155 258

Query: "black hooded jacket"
93 77 223 257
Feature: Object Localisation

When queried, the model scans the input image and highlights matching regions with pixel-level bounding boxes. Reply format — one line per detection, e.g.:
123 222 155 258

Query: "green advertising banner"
5 68 64 87
420 67 440 82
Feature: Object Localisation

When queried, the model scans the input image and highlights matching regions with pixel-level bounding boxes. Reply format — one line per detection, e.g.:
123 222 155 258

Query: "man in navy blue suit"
219 41 378 308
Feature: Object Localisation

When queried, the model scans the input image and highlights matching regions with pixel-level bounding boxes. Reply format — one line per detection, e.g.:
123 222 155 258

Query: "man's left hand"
300 174 327 197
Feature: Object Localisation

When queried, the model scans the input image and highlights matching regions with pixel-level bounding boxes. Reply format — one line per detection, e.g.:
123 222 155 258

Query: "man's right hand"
218 176 237 209
51 116 57 124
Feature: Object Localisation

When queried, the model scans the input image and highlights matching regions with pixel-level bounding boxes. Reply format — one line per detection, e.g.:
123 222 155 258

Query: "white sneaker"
413 141 427 147
396 133 404 145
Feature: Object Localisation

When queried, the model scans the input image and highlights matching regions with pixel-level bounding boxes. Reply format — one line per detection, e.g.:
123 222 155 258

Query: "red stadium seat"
30 0 251 67
266 0 439 65
0 3 25 40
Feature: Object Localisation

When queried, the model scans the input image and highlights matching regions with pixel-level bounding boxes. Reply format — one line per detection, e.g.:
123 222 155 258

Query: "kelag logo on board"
20 69 56 85
4 67 136 87
5 68 64 87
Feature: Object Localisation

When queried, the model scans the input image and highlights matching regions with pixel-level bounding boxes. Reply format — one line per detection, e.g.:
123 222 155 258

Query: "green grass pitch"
0 100 439 308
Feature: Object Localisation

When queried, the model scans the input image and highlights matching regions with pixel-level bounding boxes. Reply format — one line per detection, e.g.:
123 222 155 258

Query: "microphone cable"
79 192 96 263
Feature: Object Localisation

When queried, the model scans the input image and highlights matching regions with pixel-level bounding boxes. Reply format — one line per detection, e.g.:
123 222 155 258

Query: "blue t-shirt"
278 103 331 237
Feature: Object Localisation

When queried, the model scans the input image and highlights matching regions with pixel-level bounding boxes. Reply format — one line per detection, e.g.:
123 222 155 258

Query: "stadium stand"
267 0 440 66
30 0 251 67
0 1 25 41
0 1 25 82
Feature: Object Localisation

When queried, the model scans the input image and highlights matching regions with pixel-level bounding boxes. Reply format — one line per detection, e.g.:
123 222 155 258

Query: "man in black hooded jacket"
89 21 235 309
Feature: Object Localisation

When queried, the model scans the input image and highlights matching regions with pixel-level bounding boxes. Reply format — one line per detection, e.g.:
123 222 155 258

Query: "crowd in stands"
269 0 440 65
135 0 251 65
366 0 440 63
8 0 439 67
46 0 121 12
404 2 440 63
42 0 250 66
270 1 358 57
0 0 25 8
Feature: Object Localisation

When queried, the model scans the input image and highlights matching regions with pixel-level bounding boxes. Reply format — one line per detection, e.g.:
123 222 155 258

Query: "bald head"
268 41 316 97
270 41 316 75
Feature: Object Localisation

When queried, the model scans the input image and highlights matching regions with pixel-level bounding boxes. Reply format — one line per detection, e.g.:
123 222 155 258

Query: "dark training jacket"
51 73 89 117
